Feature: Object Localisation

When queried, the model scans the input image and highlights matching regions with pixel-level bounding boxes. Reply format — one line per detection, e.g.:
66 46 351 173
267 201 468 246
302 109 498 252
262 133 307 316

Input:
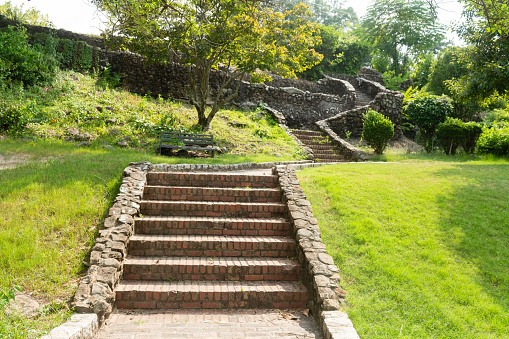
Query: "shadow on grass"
434 163 509 319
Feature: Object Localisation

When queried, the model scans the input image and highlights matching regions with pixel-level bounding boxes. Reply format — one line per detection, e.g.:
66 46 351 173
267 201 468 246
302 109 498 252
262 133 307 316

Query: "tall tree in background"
450 0 509 99
273 0 358 27
0 1 53 27
361 0 445 76
94 0 322 130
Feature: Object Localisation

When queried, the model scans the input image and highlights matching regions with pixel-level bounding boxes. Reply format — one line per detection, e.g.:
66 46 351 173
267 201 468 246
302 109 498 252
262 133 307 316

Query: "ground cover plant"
297 158 509 338
0 69 305 160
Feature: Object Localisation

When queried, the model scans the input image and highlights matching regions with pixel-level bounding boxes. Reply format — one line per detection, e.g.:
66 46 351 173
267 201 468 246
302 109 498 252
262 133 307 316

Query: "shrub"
436 118 466 154
403 94 453 152
362 109 394 154
462 122 482 154
0 100 41 136
477 124 509 156
0 26 58 86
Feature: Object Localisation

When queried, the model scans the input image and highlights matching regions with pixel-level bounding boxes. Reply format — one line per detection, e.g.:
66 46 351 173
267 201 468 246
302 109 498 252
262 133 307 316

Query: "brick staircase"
292 130 345 162
115 172 308 310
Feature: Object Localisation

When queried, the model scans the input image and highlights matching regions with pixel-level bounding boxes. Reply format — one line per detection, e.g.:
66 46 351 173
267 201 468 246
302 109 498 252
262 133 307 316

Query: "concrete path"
96 309 321 339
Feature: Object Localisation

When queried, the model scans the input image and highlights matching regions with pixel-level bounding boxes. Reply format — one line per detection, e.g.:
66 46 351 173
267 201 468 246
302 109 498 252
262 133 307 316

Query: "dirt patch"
0 153 55 170
0 153 30 170
348 136 423 153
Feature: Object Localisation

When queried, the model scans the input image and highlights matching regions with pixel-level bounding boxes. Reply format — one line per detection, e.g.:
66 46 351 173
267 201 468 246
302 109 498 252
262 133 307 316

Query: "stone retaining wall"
275 164 359 339
319 87 403 139
72 162 152 322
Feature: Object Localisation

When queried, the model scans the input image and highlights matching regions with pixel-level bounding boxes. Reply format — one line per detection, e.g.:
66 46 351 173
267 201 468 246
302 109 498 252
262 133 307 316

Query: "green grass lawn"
297 158 509 338
0 139 303 338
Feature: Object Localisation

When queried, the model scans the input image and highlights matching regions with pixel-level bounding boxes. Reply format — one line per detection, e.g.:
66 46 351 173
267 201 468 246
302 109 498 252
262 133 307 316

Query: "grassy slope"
297 158 509 338
0 70 305 338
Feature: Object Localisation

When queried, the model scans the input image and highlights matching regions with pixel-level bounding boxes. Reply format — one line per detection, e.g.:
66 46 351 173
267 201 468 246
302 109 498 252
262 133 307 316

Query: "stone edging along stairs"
116 171 308 310
61 162 359 339
292 129 345 163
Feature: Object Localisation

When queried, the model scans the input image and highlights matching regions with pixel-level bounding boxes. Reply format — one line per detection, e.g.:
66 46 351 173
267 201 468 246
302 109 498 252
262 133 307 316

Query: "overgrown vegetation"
298 158 509 338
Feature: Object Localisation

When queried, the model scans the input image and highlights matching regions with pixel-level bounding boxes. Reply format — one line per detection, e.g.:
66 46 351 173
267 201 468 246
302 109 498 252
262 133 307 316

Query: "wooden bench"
160 131 215 157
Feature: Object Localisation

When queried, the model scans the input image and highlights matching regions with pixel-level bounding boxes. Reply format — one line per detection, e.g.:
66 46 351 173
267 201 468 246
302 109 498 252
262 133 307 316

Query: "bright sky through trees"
6 0 463 38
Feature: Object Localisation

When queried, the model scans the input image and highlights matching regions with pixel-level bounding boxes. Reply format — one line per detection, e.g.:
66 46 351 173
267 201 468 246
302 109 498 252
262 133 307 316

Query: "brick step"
122 257 300 281
128 235 296 257
147 172 279 188
307 146 337 152
134 216 290 236
315 156 345 162
291 130 323 137
140 201 287 218
299 140 334 146
143 186 281 203
294 135 328 142
115 280 307 309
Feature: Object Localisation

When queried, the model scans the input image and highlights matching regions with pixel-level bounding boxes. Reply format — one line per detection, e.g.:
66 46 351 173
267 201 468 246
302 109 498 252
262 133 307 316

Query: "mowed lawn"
297 159 509 338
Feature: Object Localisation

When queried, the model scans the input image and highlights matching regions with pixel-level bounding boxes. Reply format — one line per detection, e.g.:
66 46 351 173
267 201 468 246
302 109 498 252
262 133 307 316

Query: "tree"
449 0 509 99
427 47 469 96
272 0 358 28
94 0 322 130
404 94 452 152
298 25 370 80
0 1 54 27
361 0 446 76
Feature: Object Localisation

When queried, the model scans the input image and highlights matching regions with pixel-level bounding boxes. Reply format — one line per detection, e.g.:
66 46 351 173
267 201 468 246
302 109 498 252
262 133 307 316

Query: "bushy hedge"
436 118 482 154
477 124 509 156
403 94 453 152
0 26 58 86
362 109 394 154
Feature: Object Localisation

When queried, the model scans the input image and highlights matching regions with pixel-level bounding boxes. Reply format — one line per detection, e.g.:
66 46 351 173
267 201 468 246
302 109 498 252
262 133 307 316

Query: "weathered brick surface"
143 186 282 202
147 172 279 188
122 257 300 281
115 169 308 315
115 281 307 309
140 200 287 218
128 235 295 257
134 216 290 236
97 309 321 339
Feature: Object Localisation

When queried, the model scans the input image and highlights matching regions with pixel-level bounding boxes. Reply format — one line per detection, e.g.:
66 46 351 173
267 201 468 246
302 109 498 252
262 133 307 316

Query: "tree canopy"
361 0 445 76
94 0 322 129
272 0 358 28
0 1 54 28
451 0 509 99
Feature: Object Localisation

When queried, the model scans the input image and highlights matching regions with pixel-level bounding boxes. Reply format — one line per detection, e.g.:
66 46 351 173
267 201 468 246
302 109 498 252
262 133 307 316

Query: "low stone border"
315 119 368 162
274 164 360 339
39 314 98 339
150 160 312 172
71 162 154 323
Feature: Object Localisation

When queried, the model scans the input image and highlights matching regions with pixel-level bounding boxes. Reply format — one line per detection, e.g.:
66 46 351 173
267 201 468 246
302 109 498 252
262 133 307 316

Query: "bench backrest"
161 131 213 145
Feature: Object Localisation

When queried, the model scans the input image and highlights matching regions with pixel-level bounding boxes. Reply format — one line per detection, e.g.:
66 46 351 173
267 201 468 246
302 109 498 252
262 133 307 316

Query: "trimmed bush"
403 94 453 152
462 122 482 154
436 117 467 155
362 109 394 154
477 124 509 156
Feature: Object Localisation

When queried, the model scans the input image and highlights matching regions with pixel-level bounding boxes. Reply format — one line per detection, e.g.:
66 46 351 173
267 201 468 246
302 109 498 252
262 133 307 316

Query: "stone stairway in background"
355 90 373 108
115 172 308 309
292 130 345 162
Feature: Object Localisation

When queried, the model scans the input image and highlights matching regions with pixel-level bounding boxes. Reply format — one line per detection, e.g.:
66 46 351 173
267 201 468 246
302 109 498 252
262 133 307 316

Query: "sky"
6 0 465 39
